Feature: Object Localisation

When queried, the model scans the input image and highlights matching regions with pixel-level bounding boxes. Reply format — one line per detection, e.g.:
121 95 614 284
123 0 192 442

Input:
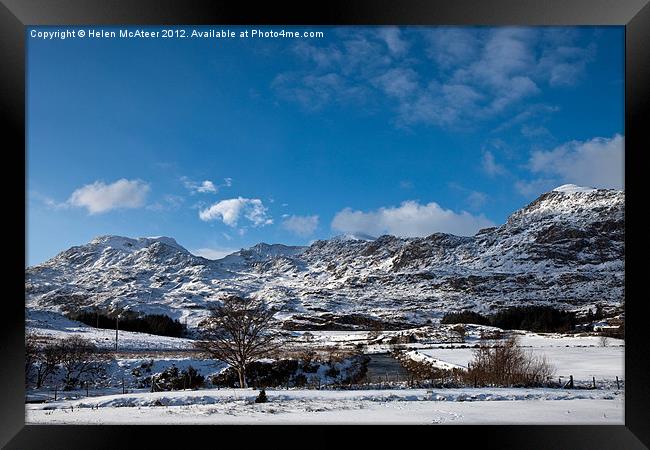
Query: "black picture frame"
2 0 648 448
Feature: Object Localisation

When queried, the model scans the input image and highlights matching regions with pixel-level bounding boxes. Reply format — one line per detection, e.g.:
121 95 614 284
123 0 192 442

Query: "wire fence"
25 372 625 403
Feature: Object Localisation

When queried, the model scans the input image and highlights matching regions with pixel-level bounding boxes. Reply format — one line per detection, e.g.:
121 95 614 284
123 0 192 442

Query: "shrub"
210 354 369 388
211 360 299 388
451 324 466 341
325 366 340 378
293 373 307 387
255 389 268 403
464 336 554 387
152 364 205 391
480 329 503 340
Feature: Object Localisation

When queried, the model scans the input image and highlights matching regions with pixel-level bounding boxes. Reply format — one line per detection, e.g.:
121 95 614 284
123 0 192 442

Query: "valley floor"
25 312 626 425
25 387 623 425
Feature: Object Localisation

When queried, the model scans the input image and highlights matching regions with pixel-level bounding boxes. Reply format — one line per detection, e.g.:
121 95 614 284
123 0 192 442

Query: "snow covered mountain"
25 186 624 330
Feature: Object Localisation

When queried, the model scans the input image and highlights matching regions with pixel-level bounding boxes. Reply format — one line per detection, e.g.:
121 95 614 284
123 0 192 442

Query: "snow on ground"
404 351 465 370
415 331 624 382
553 184 597 194
24 325 625 424
512 331 624 348
27 310 195 350
104 357 225 387
25 387 623 424
298 330 370 342
415 348 624 381
26 357 228 401
28 325 195 351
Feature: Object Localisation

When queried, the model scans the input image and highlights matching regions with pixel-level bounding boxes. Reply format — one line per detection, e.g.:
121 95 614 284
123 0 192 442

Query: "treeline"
441 306 576 332
68 310 185 337
26 334 107 389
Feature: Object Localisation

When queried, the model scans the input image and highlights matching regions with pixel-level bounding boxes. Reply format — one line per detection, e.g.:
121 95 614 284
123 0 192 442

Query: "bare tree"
194 296 282 388
367 323 383 343
451 324 467 342
25 333 38 386
28 336 64 389
599 335 610 347
58 335 106 389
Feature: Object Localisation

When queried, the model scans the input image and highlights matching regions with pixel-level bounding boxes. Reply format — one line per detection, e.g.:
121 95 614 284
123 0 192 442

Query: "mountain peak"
552 184 597 194
331 232 377 242
90 235 187 253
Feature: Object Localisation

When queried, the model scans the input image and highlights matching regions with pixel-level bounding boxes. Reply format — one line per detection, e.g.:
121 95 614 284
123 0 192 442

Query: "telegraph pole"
115 315 118 351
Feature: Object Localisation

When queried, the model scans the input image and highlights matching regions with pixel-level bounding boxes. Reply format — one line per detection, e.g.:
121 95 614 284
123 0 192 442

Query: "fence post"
86 381 89 398
569 375 574 389
616 376 620 390
54 386 57 401
592 377 596 389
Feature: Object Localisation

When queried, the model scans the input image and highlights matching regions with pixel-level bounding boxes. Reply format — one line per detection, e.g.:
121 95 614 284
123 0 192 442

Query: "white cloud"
275 27 596 130
425 27 480 69
481 151 507 176
192 247 237 260
537 29 595 87
282 215 319 236
376 27 408 56
272 72 368 111
196 180 217 193
521 124 551 139
146 194 185 212
199 197 273 227
466 191 488 209
331 200 494 238
30 191 68 210
528 134 624 189
293 41 343 69
514 178 557 197
447 182 488 210
182 177 226 194
68 179 150 214
372 68 419 99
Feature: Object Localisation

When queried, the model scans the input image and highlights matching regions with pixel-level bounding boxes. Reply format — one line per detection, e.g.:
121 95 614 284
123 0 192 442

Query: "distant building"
593 321 620 332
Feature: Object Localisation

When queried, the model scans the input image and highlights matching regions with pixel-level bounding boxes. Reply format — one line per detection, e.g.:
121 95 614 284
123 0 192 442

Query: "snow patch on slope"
553 184 597 194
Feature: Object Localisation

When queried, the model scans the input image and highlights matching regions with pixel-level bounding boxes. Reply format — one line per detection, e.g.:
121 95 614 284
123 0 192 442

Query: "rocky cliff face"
25 185 624 330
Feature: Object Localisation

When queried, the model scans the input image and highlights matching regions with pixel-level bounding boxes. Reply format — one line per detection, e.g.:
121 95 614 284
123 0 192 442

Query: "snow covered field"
25 387 623 424
25 315 625 424
27 310 195 351
415 346 624 382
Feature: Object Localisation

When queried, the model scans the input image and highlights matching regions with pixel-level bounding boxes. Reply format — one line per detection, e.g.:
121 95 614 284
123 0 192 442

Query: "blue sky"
27 26 624 265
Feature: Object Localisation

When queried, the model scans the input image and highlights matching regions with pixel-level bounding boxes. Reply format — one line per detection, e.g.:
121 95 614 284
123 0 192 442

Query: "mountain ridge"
26 186 625 330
